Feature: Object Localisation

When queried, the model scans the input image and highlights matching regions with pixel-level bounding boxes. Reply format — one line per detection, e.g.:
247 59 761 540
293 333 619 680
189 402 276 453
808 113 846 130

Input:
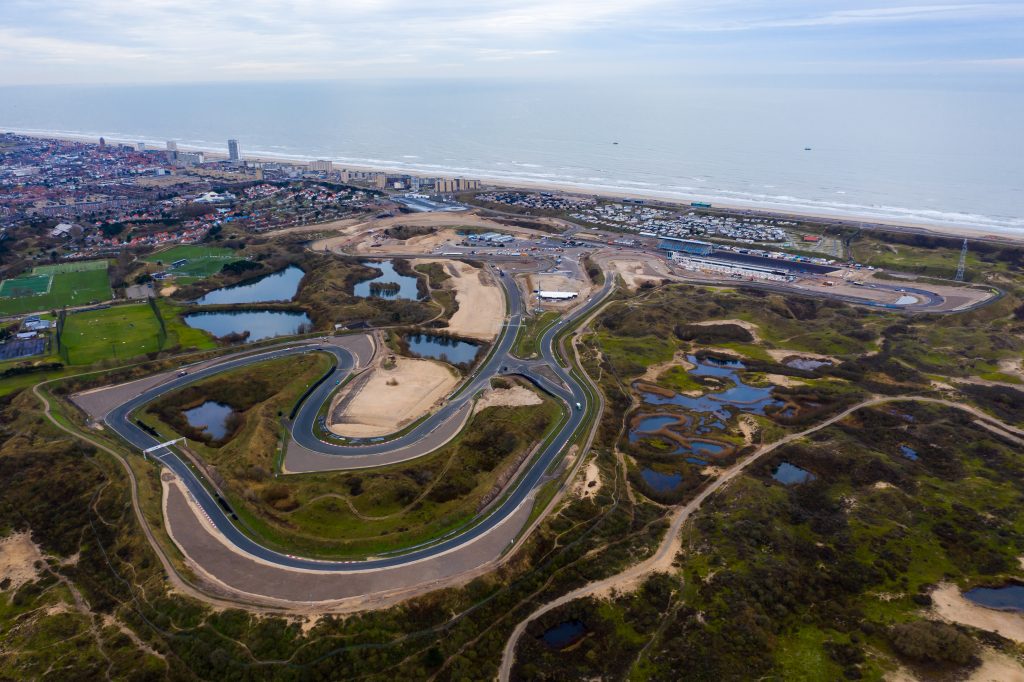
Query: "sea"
1 80 1021 234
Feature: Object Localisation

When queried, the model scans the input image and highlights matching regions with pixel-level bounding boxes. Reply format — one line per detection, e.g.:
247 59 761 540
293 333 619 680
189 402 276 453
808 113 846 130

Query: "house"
51 222 81 239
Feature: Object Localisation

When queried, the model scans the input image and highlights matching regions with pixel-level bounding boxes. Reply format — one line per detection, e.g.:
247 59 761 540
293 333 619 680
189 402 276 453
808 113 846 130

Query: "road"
93 265 614 574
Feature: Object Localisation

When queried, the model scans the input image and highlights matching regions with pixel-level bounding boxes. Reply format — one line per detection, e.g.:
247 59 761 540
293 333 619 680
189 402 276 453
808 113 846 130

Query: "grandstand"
658 237 715 256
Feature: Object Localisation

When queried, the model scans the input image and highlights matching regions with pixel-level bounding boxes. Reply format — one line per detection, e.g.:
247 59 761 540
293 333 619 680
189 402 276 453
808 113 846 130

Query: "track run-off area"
54 265 615 609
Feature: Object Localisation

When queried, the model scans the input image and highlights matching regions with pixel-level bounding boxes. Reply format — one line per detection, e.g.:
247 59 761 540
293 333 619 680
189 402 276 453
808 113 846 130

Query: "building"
175 151 204 167
658 237 714 256
135 142 147 151
166 140 178 152
435 178 481 194
309 160 333 172
536 290 578 300
228 139 240 163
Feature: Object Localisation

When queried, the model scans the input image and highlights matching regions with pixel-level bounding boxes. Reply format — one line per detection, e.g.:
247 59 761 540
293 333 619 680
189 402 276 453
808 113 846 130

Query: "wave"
7 125 1022 235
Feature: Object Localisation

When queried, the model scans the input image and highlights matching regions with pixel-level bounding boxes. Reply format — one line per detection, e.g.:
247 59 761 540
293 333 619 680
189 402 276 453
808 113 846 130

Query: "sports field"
145 245 243 281
0 260 112 316
60 304 163 365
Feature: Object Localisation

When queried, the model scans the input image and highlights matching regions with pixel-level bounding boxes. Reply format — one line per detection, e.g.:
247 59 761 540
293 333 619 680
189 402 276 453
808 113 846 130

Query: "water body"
3 81 1021 234
353 261 421 300
642 469 683 493
899 445 919 461
540 620 588 650
184 401 234 440
773 462 816 485
184 310 311 341
406 333 479 364
785 358 832 371
964 584 1024 611
629 415 680 443
196 265 304 305
640 355 780 420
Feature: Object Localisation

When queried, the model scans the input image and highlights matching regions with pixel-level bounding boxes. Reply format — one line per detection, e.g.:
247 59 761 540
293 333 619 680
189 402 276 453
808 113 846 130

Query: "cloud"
0 0 1021 84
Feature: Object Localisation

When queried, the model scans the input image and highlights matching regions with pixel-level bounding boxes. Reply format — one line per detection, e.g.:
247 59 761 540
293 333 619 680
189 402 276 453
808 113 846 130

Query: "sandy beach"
14 129 1024 245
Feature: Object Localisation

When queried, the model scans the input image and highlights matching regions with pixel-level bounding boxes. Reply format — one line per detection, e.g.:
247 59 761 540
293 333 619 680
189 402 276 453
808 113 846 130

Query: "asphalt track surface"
102 269 613 572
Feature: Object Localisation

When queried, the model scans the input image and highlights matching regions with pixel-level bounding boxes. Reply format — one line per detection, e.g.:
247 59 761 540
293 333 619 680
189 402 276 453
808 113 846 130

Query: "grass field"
0 273 51 297
144 245 243 282
61 304 163 365
34 260 108 275
0 261 112 316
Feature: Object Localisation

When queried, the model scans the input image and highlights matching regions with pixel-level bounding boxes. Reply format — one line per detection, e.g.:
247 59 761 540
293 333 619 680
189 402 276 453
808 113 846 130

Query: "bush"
889 620 977 665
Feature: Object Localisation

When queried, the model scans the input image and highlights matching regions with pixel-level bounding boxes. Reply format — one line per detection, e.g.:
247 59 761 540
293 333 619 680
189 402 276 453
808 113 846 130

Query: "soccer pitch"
145 245 243 280
60 304 162 365
34 260 109 275
0 273 52 297
0 261 113 316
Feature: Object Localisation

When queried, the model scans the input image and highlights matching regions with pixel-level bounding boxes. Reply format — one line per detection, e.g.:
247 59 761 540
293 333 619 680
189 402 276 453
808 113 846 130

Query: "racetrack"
74 266 614 587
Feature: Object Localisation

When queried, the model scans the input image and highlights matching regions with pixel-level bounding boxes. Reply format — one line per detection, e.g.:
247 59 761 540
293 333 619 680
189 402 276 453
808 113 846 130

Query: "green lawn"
61 304 163 365
0 266 112 316
145 245 243 281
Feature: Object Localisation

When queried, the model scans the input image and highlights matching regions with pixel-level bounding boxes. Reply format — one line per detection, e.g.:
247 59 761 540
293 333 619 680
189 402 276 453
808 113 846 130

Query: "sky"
0 0 1022 87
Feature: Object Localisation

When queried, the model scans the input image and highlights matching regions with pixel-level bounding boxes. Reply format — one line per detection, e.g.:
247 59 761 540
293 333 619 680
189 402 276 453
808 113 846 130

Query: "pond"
354 260 422 300
540 620 588 650
196 265 304 305
964 584 1024 611
184 310 312 342
406 333 479 364
629 415 680 443
772 462 816 485
899 445 919 461
785 358 833 371
183 401 234 441
639 355 781 420
641 468 683 493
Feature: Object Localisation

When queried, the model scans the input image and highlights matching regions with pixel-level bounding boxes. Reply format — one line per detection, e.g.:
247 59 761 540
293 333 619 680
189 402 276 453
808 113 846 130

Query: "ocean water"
1 81 1021 233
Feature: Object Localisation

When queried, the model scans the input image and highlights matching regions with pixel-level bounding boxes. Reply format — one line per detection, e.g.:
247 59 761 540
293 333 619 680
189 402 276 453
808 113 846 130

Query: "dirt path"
497 396 1024 681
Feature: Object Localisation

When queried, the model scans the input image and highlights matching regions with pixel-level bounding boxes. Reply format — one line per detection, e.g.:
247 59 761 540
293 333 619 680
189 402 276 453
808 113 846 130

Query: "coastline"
9 128 1023 244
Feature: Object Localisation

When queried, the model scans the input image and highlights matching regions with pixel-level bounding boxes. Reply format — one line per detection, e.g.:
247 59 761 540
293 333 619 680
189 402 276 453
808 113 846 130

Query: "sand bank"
931 583 1024 644
328 357 458 438
419 259 504 342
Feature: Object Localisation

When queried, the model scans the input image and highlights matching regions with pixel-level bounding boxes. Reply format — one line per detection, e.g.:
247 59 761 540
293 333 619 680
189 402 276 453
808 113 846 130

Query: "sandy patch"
874 481 896 490
638 351 695 384
763 373 808 388
690 319 762 342
931 583 1024 644
574 459 602 500
473 385 542 415
420 259 504 342
766 349 841 364
0 531 45 591
529 273 584 303
738 415 759 446
999 358 1024 382
159 285 178 296
329 357 458 438
603 258 668 291
969 648 1024 682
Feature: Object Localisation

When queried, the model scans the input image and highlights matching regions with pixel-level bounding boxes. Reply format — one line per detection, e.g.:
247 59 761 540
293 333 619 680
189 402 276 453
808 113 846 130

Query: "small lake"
354 260 421 300
964 584 1024 611
899 445 919 461
629 415 680 443
406 333 479 364
540 620 588 649
772 462 816 485
785 357 832 371
641 468 683 493
640 355 781 420
196 265 304 305
184 310 312 341
184 401 234 440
